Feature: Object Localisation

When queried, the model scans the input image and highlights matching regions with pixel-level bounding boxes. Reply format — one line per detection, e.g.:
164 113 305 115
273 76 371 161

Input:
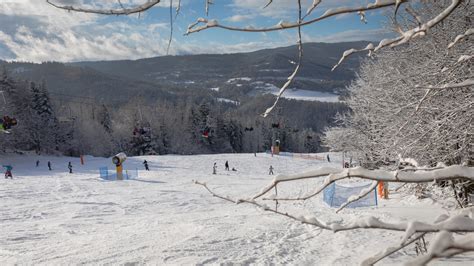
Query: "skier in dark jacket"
3 165 13 179
225 161 229 171
269 165 274 175
143 160 150 171
48 161 52 171
36 160 40 167
68 162 72 174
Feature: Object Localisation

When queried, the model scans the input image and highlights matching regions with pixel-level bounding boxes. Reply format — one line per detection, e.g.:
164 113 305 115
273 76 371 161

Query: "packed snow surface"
0 153 472 264
227 77 252 83
216 98 240 105
256 82 340 102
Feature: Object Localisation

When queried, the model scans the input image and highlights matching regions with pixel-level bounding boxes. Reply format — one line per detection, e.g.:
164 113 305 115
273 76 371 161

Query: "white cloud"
0 0 178 62
224 14 256 23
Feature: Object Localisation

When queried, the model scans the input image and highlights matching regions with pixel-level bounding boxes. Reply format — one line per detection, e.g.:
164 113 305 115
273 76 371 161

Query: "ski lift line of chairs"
201 126 211 138
133 126 151 136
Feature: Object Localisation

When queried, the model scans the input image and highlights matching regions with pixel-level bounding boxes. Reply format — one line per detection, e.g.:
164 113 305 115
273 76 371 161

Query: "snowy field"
0 153 472 265
256 82 340 103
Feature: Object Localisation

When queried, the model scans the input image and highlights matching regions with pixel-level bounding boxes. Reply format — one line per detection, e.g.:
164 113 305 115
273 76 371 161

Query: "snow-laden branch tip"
263 0 273 9
448 28 474 49
332 0 462 70
358 11 367 24
361 232 427 266
362 213 453 265
457 55 472 63
303 0 321 20
332 43 374 71
205 0 213 16
335 180 378 213
416 79 474 90
46 0 161 15
262 0 303 118
175 0 182 18
406 231 474 266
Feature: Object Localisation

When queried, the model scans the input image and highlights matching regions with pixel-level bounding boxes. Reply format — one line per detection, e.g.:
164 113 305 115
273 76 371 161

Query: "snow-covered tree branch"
46 0 161 15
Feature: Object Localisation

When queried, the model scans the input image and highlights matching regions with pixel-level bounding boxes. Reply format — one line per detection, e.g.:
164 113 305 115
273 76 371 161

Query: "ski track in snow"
0 153 472 265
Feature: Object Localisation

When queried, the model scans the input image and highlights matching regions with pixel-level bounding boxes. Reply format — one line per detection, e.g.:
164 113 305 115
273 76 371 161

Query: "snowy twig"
303 0 321 20
406 231 474 266
415 79 474 90
205 0 213 16
335 180 378 213
361 232 427 265
166 0 174 55
46 0 161 15
448 28 474 49
262 0 303 117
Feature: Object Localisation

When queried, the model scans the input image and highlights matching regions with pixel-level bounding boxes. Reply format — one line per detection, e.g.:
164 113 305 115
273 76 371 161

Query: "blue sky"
0 0 395 62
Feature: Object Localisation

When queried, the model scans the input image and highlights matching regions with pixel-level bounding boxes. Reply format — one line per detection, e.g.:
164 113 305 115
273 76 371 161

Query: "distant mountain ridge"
1 41 369 104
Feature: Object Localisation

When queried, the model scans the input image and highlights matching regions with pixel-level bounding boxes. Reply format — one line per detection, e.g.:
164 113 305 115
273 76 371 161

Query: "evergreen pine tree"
29 81 61 153
97 104 112 134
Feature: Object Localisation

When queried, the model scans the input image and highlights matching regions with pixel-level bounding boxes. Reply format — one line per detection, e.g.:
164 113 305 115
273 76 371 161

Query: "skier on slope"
68 162 72 174
212 162 217 175
143 160 150 171
47 161 52 171
3 164 13 179
269 165 274 175
225 161 229 171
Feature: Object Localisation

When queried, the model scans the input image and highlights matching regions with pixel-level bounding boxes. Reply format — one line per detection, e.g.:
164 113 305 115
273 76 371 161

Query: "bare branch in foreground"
415 79 474 90
406 231 474 266
195 178 474 233
448 28 474 49
361 232 428 266
262 0 303 118
46 0 161 15
254 165 473 201
335 180 378 213
186 0 399 35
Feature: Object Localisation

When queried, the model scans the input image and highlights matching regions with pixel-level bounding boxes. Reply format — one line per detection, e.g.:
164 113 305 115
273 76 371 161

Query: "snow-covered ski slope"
0 153 472 265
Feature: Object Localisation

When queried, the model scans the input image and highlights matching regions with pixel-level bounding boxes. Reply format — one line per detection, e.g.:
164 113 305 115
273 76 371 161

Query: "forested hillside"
0 42 361 156
0 68 347 156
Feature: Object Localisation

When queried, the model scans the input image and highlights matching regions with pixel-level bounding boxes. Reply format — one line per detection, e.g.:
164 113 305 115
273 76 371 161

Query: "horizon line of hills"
0 41 368 106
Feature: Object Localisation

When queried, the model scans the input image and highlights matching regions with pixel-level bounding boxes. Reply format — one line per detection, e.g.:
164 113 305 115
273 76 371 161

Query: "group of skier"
3 160 66 179
212 160 274 175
